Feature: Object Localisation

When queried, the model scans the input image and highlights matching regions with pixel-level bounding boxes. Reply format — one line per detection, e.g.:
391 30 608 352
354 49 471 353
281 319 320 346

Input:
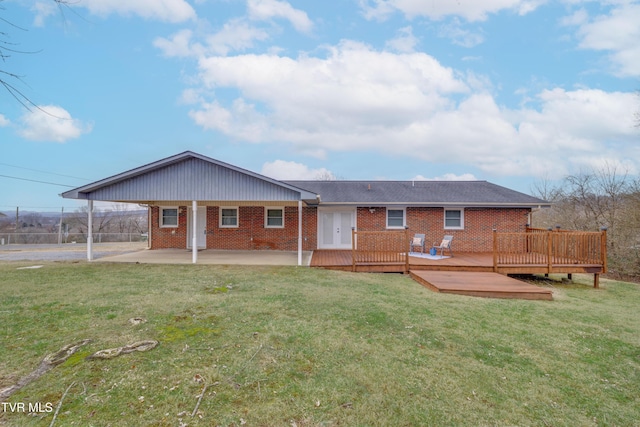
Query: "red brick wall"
150 206 189 249
356 207 530 252
150 205 317 251
150 205 528 253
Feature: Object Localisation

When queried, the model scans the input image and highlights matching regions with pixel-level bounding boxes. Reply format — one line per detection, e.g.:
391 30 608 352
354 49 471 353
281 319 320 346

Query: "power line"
0 162 90 181
0 173 75 187
0 205 80 210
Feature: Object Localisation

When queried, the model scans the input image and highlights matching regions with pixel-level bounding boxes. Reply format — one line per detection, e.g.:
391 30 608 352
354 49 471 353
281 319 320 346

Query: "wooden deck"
410 271 553 301
310 229 605 300
310 250 598 300
311 250 496 272
408 252 494 272
311 250 604 275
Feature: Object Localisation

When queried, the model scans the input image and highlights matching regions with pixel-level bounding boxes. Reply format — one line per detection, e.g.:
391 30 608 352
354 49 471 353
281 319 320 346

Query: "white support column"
192 201 198 264
147 206 152 249
298 200 303 266
87 200 94 261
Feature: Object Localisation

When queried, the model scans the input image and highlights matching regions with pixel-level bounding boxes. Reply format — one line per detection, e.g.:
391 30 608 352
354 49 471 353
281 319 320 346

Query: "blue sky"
1 0 638 211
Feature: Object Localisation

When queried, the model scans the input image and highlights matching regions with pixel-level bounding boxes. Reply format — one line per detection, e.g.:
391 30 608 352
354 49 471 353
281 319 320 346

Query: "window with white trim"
265 207 284 228
160 207 178 228
387 208 405 229
220 207 238 228
444 208 464 229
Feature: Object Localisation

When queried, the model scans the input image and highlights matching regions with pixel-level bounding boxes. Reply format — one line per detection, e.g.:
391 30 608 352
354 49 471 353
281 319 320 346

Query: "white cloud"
0 114 10 127
79 0 196 23
185 40 638 180
205 19 271 55
437 18 485 47
385 26 419 53
190 99 267 143
31 1 57 27
572 3 640 77
247 0 313 33
412 173 478 181
261 160 336 180
192 41 468 153
18 106 92 143
154 21 271 58
359 0 547 22
153 0 313 60
559 8 588 27
154 29 200 58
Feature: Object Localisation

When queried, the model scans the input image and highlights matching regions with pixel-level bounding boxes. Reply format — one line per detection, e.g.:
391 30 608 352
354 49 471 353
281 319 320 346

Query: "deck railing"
493 228 607 274
351 229 409 272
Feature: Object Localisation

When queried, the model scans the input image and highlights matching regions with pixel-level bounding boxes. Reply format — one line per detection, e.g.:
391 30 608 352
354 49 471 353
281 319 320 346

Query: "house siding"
87 158 307 202
150 205 317 251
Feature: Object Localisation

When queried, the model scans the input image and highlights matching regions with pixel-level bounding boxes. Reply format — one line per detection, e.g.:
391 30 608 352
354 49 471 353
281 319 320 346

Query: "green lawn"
0 262 638 426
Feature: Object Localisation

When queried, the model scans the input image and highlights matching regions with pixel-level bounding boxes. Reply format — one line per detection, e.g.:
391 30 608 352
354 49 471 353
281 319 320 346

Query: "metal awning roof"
61 151 319 204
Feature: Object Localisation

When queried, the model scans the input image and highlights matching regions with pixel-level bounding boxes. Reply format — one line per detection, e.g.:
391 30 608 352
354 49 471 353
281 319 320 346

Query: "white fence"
0 233 148 245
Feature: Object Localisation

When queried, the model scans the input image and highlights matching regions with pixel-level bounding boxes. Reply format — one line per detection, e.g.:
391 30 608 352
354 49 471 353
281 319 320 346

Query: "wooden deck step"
410 271 553 301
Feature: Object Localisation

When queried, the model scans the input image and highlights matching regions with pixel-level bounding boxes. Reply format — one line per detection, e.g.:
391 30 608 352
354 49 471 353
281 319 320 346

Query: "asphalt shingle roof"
284 180 549 206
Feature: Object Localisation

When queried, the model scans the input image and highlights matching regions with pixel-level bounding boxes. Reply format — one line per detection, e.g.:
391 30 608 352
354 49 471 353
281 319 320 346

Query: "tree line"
531 164 640 280
0 205 148 244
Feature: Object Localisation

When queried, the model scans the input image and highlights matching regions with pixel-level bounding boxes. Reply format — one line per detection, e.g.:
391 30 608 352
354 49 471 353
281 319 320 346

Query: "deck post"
404 226 409 273
600 227 607 274
351 228 356 272
594 273 600 289
547 230 553 275
492 229 498 272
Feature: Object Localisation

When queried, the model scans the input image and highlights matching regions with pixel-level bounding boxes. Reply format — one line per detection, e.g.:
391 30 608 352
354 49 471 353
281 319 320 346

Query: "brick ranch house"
62 151 550 264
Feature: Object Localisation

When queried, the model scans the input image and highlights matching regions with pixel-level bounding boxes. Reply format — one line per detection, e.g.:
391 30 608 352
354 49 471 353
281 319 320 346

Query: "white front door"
319 209 355 249
187 207 207 249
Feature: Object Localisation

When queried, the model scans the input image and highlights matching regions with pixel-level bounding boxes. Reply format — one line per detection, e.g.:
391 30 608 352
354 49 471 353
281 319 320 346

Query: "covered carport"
61 151 319 265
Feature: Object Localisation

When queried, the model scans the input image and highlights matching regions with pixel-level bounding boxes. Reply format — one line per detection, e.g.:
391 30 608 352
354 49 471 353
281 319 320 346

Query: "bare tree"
635 89 640 128
110 204 147 234
21 212 43 228
532 164 640 279
0 211 10 231
68 205 113 237
1 0 71 109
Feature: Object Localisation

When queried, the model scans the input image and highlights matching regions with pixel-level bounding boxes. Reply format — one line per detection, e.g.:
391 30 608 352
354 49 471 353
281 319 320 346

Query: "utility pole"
15 207 19 231
58 207 64 244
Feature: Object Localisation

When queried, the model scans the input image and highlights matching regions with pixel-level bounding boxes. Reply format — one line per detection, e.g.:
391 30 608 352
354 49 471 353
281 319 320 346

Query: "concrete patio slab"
94 248 313 266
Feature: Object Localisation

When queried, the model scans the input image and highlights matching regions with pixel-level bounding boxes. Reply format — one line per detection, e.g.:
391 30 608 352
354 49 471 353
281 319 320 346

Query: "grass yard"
0 262 639 426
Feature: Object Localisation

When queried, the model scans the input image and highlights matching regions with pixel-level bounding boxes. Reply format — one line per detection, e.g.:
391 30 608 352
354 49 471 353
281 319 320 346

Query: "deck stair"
409 270 553 301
